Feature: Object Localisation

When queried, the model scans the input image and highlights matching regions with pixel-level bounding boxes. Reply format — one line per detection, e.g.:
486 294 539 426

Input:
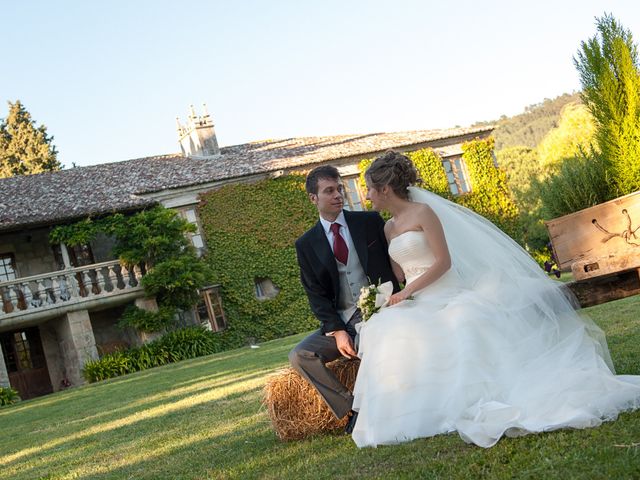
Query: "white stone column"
0 341 11 388
58 310 99 386
60 243 72 269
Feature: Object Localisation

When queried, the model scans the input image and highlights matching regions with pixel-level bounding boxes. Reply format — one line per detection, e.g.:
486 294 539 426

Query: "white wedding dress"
352 188 640 448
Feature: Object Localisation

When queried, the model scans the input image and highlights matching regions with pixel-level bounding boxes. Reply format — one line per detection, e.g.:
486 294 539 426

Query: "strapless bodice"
388 230 435 283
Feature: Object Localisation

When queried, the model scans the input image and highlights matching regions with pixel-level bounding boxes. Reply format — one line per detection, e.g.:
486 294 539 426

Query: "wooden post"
565 269 640 308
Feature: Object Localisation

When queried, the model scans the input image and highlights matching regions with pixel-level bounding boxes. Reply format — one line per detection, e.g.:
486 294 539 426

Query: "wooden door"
1 328 53 399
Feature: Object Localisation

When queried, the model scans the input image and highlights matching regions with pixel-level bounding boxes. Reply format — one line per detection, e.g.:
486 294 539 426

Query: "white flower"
358 281 394 321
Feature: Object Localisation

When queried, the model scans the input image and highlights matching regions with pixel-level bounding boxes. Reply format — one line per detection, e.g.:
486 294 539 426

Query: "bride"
351 150 640 448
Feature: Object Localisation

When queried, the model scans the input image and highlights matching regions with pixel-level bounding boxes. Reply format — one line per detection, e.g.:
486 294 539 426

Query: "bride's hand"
388 290 411 306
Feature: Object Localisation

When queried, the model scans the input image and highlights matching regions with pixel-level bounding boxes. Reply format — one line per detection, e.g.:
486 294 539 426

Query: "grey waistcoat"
335 233 369 323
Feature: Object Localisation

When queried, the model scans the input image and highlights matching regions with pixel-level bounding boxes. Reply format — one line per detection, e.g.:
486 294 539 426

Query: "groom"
289 165 398 433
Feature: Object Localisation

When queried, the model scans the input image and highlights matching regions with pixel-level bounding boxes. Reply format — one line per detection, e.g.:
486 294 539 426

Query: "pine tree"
574 14 640 195
0 100 61 178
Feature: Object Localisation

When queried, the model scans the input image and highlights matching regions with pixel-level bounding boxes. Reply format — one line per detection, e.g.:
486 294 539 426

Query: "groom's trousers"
288 311 361 419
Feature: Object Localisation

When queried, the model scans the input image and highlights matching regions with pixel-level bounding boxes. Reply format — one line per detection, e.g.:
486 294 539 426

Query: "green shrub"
127 343 171 371
109 207 196 266
50 206 211 316
82 326 220 383
83 351 133 383
496 146 549 251
118 305 176 333
141 253 212 310
0 387 20 406
154 326 221 362
538 150 612 219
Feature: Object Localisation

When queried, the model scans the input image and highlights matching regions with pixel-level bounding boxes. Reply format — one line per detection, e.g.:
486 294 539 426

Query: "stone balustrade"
0 260 147 325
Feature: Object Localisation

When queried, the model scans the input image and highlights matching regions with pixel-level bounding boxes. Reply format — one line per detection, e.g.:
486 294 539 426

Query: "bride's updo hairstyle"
366 150 418 200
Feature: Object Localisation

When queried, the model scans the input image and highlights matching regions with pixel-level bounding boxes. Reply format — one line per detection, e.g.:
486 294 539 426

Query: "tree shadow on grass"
7 387 640 479
0 369 276 471
0 371 156 418
1 336 298 438
5 386 270 479
1 332 300 421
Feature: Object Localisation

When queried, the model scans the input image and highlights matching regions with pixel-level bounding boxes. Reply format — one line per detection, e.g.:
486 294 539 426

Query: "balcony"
0 260 147 329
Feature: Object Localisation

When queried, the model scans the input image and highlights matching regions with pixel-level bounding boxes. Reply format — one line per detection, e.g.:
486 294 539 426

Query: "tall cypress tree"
574 14 640 195
0 100 61 178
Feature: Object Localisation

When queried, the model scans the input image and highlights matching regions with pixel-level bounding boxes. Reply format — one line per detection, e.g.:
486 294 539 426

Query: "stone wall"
90 305 139 353
0 228 117 280
0 227 58 278
90 233 117 263
40 320 66 392
54 310 99 386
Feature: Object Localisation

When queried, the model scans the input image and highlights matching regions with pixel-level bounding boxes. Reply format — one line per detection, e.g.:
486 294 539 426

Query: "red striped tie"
330 223 349 265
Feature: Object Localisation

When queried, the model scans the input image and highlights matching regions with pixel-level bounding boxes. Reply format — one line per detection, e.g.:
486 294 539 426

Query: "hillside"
475 92 582 150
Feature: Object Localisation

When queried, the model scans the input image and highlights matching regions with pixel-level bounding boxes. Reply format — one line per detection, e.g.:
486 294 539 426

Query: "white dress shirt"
319 211 355 255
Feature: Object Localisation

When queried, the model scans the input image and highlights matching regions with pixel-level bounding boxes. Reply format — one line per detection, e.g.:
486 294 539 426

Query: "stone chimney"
176 104 220 157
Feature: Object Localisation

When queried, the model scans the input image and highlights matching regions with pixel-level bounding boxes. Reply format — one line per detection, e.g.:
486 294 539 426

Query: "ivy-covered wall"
197 175 319 349
199 137 519 350
359 139 519 239
458 138 520 239
408 148 454 200
358 148 452 214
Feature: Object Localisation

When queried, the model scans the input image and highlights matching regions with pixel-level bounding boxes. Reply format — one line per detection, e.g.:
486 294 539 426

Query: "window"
52 243 95 269
181 208 205 252
0 253 17 282
195 285 227 332
254 277 280 300
0 328 46 373
442 157 471 196
342 177 365 211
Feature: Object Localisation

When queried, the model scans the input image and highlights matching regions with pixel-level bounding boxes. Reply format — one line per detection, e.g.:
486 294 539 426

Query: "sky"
3 1 640 168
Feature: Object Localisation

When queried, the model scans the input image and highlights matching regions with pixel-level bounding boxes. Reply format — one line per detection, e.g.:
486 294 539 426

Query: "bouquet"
357 281 394 321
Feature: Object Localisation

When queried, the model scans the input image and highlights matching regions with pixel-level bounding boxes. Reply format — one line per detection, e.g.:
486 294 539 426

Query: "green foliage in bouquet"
357 284 381 321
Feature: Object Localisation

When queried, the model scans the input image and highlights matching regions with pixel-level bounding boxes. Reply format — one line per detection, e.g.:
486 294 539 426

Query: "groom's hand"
333 330 357 359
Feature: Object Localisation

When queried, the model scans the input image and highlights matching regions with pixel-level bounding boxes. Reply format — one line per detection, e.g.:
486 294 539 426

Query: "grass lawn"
2 296 640 480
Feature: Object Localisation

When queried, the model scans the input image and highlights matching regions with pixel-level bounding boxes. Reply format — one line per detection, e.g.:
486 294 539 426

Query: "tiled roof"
0 125 493 232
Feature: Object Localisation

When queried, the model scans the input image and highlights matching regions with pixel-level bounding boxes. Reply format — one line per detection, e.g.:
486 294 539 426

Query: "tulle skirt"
352 269 640 448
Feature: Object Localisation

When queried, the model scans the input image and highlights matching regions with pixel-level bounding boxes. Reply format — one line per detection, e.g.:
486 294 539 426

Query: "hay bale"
263 357 360 440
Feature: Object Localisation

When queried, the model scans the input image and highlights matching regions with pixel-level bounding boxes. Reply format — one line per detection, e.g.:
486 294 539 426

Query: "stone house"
0 106 493 399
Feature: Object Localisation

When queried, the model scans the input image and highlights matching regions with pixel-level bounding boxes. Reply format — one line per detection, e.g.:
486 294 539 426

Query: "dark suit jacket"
295 210 399 334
